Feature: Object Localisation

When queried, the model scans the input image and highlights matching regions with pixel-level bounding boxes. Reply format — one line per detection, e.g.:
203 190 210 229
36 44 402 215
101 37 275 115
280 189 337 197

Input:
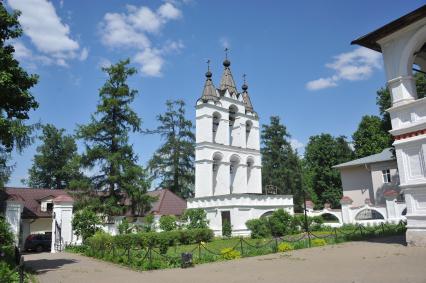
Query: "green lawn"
66 223 405 271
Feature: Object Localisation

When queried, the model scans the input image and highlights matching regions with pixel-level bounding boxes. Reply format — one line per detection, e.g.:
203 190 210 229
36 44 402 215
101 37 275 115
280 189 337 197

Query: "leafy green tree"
0 4 39 186
26 124 83 189
71 208 101 243
352 115 392 158
159 215 177 231
304 134 353 208
148 100 195 199
182 208 209 229
261 116 302 204
77 59 153 215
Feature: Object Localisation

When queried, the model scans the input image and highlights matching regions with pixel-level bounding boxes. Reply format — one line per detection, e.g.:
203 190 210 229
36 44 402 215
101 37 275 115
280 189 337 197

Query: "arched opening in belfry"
245 120 252 148
412 42 426 100
246 157 254 188
230 154 240 193
228 105 238 146
212 112 221 143
212 152 222 195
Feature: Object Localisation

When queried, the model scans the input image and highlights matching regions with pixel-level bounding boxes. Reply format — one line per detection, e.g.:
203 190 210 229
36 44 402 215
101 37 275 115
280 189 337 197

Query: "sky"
5 0 425 187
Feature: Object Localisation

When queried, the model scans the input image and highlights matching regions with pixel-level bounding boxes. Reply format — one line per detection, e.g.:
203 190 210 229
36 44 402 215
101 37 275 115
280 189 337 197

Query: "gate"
54 219 62 251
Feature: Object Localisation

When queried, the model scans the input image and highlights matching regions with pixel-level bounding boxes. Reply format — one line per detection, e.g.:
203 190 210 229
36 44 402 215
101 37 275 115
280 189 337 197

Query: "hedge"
86 228 214 254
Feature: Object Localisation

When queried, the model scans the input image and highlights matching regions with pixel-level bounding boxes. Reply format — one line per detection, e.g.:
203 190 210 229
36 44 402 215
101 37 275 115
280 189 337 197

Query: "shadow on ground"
24 258 78 274
360 235 406 246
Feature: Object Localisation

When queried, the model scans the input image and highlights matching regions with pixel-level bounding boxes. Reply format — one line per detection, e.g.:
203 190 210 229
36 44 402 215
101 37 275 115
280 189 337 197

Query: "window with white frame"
382 169 391 183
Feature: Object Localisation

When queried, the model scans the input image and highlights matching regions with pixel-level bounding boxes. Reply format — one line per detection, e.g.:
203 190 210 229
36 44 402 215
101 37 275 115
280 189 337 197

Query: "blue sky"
6 0 424 187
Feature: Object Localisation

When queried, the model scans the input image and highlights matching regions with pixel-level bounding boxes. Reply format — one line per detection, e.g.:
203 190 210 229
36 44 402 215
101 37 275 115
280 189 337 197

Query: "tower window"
229 105 237 146
212 112 221 142
246 120 252 147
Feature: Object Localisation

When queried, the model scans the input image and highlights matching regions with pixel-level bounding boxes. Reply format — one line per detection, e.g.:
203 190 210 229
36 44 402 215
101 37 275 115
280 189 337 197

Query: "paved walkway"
25 237 426 283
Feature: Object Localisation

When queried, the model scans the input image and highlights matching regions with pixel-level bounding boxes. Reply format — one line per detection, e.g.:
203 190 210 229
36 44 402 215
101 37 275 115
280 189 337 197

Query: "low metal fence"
77 220 406 271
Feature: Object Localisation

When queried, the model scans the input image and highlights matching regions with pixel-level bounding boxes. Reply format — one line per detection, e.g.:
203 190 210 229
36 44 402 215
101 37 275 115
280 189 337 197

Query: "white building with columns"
352 5 426 246
187 57 293 236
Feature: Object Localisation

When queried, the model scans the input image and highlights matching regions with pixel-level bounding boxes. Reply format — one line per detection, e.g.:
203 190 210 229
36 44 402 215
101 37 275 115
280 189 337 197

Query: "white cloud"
100 12 151 49
134 40 184 77
306 77 337 91
306 47 382 91
290 138 304 152
99 2 184 77
134 48 164 77
12 41 54 67
13 41 32 60
79 47 89 61
157 2 182 20
7 0 87 66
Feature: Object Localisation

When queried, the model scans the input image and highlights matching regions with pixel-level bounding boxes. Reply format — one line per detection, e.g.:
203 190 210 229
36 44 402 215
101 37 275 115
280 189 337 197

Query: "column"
51 196 74 253
384 190 399 223
5 200 23 246
340 196 353 225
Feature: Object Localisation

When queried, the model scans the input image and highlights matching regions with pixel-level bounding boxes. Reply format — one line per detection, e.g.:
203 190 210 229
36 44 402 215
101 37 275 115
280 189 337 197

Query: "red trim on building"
394 129 426 140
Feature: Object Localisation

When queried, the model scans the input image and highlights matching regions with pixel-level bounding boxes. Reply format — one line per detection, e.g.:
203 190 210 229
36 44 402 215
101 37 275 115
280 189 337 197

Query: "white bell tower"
188 54 294 236
194 58 262 198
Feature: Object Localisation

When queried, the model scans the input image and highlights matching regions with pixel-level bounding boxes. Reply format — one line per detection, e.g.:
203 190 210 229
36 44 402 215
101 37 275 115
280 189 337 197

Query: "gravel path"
25 236 426 283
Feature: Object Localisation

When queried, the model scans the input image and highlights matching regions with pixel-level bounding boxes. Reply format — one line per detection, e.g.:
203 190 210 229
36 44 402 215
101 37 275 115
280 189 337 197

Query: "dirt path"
25 237 426 283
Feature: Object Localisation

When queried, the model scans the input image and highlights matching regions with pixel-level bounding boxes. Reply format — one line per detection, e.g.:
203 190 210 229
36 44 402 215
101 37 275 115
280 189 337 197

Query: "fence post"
307 232 311 248
240 237 244 256
148 247 152 269
198 242 201 260
381 223 385 235
274 238 278 252
127 247 131 267
19 256 24 283
333 228 338 242
359 225 363 237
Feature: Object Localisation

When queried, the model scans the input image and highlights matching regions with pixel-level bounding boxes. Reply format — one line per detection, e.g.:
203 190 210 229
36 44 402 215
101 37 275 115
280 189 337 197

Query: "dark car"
24 234 51 252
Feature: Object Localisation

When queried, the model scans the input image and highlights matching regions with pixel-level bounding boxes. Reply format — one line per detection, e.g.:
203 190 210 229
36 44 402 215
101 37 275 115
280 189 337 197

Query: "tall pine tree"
0 4 39 186
148 100 195 199
27 124 83 189
261 116 302 205
77 59 152 215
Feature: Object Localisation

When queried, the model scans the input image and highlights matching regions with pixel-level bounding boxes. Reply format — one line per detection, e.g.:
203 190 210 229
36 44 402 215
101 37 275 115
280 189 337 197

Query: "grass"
66 223 405 272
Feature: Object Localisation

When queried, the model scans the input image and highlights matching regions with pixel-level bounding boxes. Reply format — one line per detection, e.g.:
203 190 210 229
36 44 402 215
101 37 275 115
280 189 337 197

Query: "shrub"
72 208 101 243
220 248 241 260
118 218 131 234
159 215 177 232
182 209 209 229
246 218 270 239
311 238 327 247
277 242 294 252
268 209 294 236
293 215 324 232
0 217 16 266
85 228 214 253
222 220 232 238
0 261 19 283
144 214 155 232
0 217 14 246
